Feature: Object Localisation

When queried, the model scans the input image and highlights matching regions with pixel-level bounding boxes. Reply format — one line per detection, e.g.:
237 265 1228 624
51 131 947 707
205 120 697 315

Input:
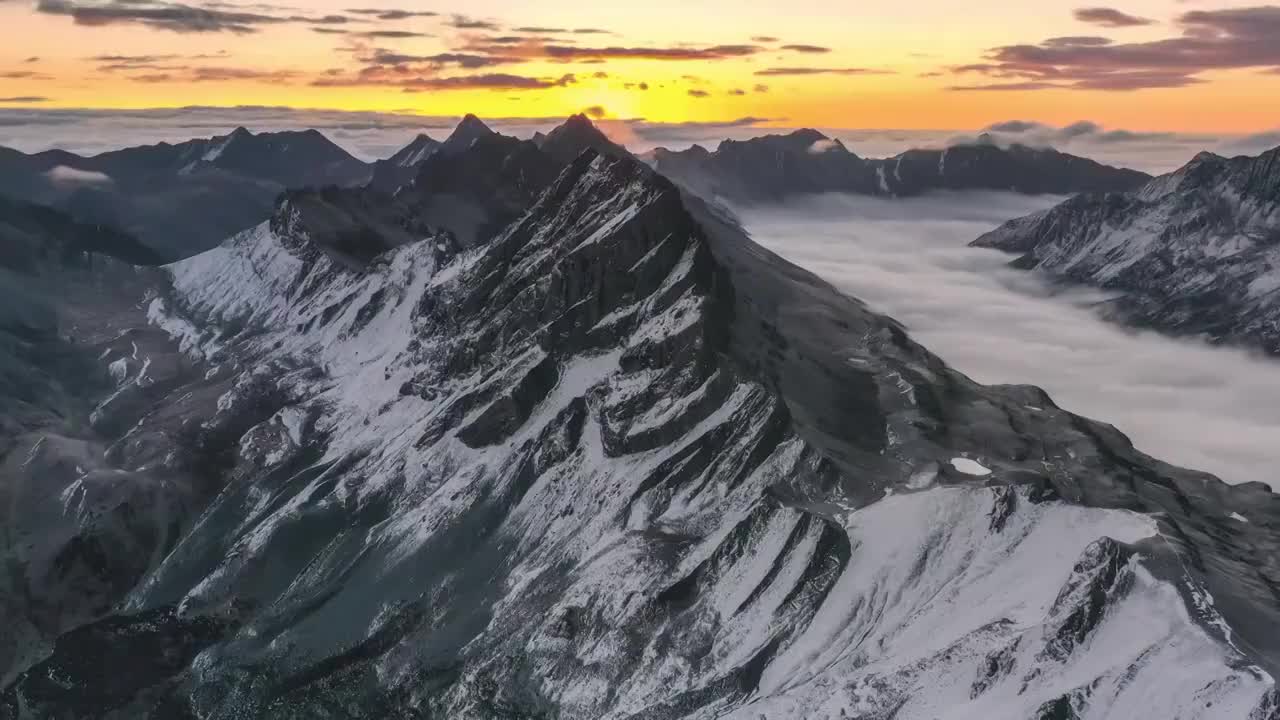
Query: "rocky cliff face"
0 129 1277 719
974 146 1280 354
646 131 1150 204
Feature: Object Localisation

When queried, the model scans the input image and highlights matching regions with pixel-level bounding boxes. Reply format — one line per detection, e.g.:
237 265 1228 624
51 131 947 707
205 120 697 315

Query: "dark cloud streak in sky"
780 44 831 53
1073 7 1155 28
36 0 355 33
754 66 891 76
949 6 1280 91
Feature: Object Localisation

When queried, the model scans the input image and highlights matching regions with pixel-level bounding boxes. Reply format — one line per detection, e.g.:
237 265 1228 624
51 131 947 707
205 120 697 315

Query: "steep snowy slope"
1 138 1277 719
646 130 1150 204
974 146 1280 354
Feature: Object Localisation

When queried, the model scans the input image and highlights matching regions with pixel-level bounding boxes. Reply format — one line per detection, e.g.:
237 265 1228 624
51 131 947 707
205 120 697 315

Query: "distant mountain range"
0 127 371 259
645 130 1151 204
974 144 1280 355
1 119 1156 262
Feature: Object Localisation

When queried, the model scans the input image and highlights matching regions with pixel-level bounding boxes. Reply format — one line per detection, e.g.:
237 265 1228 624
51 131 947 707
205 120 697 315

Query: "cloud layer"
741 194 1280 488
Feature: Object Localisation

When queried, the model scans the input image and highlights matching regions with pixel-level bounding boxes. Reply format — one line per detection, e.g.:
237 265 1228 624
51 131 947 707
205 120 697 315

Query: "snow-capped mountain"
646 130 1150 204
0 128 372 260
1 118 1277 719
973 145 1280 355
367 134 442 194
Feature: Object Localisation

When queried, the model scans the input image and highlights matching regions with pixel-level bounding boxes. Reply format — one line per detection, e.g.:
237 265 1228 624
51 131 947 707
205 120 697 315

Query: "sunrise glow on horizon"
2 0 1280 134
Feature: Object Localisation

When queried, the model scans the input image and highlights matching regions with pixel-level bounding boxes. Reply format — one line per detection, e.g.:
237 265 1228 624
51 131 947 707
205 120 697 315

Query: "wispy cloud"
344 7 438 21
780 44 831 54
131 66 301 83
754 67 892 76
314 71 579 92
447 14 500 30
361 49 521 69
0 71 52 80
37 0 353 34
1073 7 1155 28
949 6 1280 90
538 44 762 61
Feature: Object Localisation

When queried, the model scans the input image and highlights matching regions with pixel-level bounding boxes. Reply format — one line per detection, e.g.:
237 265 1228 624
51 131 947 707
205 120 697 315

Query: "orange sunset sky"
2 0 1279 132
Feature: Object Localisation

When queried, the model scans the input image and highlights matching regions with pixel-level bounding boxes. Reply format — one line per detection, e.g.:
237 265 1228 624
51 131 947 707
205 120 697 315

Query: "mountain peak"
540 113 628 164
788 128 830 143
547 113 604 138
441 114 496 155
456 113 492 134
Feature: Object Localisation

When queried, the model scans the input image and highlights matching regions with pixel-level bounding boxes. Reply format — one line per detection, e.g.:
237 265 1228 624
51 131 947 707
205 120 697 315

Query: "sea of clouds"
741 194 1280 489
2 106 1278 174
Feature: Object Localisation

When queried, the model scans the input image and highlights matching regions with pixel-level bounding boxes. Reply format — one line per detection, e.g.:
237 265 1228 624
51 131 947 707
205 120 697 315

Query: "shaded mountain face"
0 128 372 260
0 195 164 272
0 196 163 425
366 134 442 194
389 115 631 249
973 145 1280 355
438 113 497 156
295 116 631 257
536 113 630 166
647 130 1151 204
2 129 1277 719
403 132 559 248
0 199 206 693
